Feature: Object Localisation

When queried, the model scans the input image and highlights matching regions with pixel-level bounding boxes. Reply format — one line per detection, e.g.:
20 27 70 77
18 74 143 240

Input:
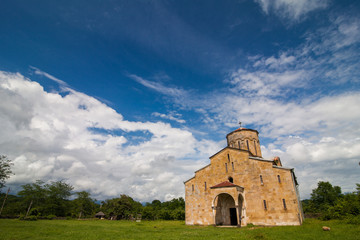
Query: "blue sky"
0 0 359 201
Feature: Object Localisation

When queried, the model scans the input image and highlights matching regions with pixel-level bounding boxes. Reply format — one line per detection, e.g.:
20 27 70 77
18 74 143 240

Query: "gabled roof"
183 176 195 184
209 146 249 159
210 181 244 189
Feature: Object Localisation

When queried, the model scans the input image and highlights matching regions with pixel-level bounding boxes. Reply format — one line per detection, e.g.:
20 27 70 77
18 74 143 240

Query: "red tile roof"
210 181 239 189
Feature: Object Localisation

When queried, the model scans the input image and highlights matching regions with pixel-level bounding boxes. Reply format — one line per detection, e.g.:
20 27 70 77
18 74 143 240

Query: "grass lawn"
0 218 359 240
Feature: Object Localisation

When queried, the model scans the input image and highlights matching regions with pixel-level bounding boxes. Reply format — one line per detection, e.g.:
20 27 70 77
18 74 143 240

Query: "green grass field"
0 218 359 240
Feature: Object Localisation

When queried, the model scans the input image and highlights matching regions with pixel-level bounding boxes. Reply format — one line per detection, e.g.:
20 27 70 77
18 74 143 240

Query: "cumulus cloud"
262 135 360 198
0 71 218 202
255 0 330 21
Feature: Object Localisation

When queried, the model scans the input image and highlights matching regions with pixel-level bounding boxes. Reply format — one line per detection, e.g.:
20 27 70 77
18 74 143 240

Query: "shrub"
29 208 41 217
26 216 38 221
47 215 56 220
19 215 37 221
345 215 360 225
246 223 255 228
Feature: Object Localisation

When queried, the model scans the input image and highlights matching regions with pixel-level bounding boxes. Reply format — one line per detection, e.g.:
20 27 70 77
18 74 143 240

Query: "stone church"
184 127 304 226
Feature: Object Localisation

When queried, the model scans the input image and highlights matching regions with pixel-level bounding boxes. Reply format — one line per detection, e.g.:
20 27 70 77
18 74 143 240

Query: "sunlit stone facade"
184 128 304 226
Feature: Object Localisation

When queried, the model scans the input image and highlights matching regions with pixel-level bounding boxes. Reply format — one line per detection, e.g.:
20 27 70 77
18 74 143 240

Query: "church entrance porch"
210 181 245 227
214 193 238 226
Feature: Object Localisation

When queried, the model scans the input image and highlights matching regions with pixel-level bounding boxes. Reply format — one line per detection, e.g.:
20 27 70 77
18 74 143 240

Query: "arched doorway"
214 193 237 226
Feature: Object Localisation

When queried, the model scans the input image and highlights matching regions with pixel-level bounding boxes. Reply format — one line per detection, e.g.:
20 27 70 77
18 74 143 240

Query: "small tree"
72 191 96 218
0 155 13 191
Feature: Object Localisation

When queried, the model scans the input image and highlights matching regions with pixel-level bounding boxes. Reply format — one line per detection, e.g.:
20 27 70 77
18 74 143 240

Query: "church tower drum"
226 127 262 157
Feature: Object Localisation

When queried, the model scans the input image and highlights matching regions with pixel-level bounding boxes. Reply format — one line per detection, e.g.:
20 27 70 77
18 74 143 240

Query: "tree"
102 194 142 220
0 155 13 190
18 180 73 217
72 191 96 218
45 180 73 216
310 181 342 212
18 180 47 215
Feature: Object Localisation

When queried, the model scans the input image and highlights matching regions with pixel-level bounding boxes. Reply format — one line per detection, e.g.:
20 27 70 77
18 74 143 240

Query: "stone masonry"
184 127 304 226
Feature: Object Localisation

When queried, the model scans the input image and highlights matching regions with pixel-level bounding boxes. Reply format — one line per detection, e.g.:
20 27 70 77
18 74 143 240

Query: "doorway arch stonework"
210 182 245 227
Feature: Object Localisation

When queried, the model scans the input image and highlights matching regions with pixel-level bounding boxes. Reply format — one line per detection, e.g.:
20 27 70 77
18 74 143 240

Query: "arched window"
228 177 233 183
225 163 228 173
246 140 249 151
277 175 281 183
260 175 263 185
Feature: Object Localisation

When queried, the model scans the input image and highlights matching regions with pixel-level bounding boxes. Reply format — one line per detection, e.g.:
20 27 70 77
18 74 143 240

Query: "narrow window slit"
282 199 287 210
254 140 257 155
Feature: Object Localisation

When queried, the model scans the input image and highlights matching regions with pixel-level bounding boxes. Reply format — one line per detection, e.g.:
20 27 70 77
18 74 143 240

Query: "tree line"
302 181 360 223
0 156 184 220
0 179 185 220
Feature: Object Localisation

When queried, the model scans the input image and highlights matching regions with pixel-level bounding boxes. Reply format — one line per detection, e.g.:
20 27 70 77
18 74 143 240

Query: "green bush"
345 215 360 225
47 215 56 220
29 208 41 217
19 215 37 221
246 223 255 228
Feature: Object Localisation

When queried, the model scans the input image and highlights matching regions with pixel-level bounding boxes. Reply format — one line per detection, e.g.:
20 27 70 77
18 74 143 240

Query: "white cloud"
261 136 360 198
0 71 218 202
152 111 186 124
129 74 187 99
255 0 330 21
30 66 68 87
229 68 306 97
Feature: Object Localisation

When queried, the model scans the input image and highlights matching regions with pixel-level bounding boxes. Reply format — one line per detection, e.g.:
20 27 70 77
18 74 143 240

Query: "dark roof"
210 181 243 189
95 211 105 216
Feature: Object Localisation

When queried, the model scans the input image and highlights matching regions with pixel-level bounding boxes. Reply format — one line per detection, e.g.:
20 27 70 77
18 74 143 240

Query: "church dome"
226 127 262 157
